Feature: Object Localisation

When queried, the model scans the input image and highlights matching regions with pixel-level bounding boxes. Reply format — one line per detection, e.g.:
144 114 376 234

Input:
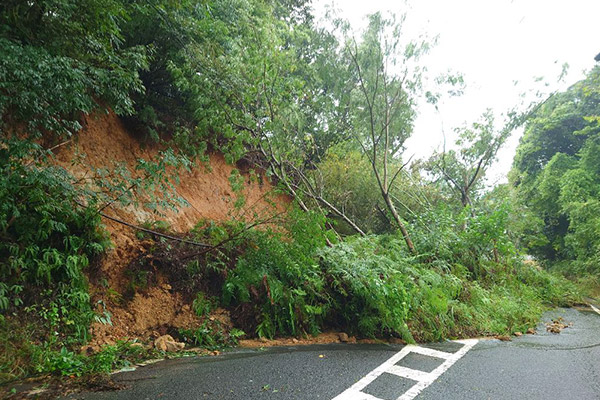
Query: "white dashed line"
332 339 478 400
590 303 600 316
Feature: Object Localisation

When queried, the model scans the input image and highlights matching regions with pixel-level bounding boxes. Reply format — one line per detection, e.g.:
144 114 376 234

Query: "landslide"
52 111 289 349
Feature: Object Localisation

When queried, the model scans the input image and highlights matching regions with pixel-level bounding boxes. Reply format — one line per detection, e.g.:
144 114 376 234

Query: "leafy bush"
217 206 579 342
222 209 330 338
178 321 245 350
318 237 412 339
0 140 109 342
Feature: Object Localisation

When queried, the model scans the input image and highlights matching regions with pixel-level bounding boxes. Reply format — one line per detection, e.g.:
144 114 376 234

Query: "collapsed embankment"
52 112 289 349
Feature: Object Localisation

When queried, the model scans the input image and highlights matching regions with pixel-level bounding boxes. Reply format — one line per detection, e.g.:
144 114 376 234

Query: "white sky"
312 0 600 184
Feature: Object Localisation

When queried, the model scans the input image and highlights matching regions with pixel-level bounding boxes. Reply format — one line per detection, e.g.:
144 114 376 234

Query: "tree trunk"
492 239 500 263
383 192 416 255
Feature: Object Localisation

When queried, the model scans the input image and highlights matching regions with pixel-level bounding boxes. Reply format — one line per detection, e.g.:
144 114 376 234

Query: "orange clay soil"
51 111 289 349
238 333 406 348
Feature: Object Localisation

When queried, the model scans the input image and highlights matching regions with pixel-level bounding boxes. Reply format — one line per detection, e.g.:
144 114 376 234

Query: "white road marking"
397 339 478 400
332 345 415 400
333 390 382 400
386 365 431 382
331 339 478 400
409 346 453 360
590 303 600 316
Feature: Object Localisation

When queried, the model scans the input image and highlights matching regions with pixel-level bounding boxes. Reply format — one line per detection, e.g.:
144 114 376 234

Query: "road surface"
66 306 600 400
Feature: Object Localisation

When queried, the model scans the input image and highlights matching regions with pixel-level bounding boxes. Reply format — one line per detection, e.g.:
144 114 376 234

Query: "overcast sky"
312 0 600 184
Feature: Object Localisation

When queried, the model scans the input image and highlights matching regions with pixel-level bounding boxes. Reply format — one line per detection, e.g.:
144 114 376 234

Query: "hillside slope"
52 112 288 348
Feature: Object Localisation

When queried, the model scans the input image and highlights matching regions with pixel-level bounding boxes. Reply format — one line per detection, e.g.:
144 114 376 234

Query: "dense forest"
0 0 597 385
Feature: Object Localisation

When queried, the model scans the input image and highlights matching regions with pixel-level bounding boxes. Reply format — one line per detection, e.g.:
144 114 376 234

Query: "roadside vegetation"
0 0 593 387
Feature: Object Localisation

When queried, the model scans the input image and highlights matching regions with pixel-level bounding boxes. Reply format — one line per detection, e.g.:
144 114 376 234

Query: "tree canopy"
511 66 600 271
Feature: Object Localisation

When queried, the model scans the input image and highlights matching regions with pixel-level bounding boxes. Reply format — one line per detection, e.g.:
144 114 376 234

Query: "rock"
545 317 570 334
496 335 511 342
338 332 349 342
347 336 357 344
292 338 299 343
546 325 560 334
526 327 536 335
154 334 185 352
514 332 523 337
166 341 185 352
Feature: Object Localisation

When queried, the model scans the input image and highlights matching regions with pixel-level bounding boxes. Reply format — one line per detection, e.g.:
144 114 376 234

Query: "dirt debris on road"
545 317 573 334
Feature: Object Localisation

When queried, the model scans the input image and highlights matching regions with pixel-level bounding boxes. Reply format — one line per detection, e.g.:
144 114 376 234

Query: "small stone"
526 327 536 335
514 332 523 337
292 338 299 343
496 335 511 342
338 332 349 342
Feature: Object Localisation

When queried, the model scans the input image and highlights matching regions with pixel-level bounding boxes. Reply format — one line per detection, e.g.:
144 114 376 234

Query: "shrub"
318 237 412 340
0 140 110 343
222 209 330 338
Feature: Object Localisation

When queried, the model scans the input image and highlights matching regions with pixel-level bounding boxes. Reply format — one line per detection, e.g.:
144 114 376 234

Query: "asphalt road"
66 306 600 400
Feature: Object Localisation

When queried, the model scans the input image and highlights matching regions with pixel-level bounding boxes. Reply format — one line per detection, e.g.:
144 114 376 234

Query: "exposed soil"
237 332 405 348
51 111 289 348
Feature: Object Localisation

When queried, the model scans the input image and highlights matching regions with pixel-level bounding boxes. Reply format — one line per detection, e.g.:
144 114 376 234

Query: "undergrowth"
143 205 580 343
0 316 161 383
0 141 112 383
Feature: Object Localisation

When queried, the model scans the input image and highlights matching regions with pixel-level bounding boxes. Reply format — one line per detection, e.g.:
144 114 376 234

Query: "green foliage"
0 0 147 138
220 204 575 342
512 66 600 268
0 315 156 382
427 111 510 207
318 237 412 339
178 321 244 350
192 292 216 318
0 140 109 342
0 0 590 384
223 208 330 338
316 149 432 234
